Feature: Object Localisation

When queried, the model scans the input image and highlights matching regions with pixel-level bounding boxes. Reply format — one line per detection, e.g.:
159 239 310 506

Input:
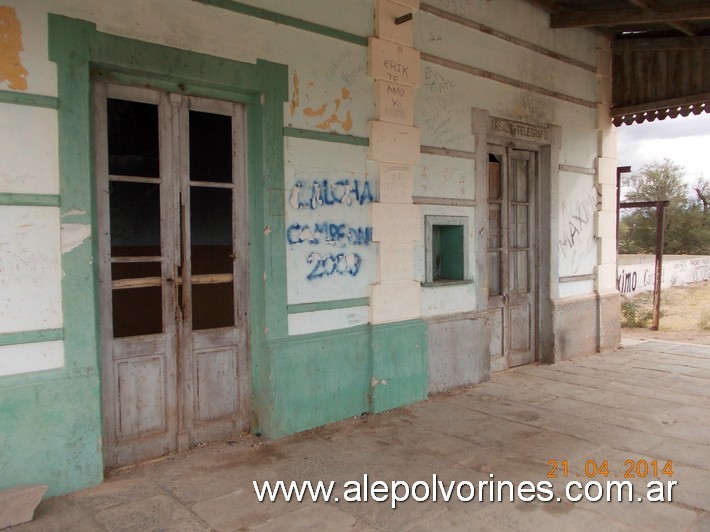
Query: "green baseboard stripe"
288 297 370 314
0 90 59 109
284 127 369 146
0 372 102 497
194 0 368 47
0 193 60 207
371 319 428 414
0 328 64 347
268 326 371 437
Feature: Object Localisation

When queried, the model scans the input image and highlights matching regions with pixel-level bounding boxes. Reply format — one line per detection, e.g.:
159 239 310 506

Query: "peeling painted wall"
0 0 615 495
0 206 63 336
4 0 607 331
411 4 602 312
0 3 64 379
0 6 28 90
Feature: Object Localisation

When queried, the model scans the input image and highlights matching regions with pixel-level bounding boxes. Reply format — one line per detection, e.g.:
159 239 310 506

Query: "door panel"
489 308 506 373
509 304 531 353
196 348 238 421
116 356 166 437
487 147 537 371
96 82 249 470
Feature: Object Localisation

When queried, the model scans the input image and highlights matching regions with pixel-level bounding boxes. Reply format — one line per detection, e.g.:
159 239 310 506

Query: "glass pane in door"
510 158 529 202
190 186 235 330
509 250 529 293
107 99 160 177
109 181 161 256
111 262 163 337
489 251 501 296
189 110 233 183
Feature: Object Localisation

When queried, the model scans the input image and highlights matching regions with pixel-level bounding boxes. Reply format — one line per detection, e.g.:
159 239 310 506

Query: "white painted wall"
288 306 369 336
411 1 602 312
415 12 596 104
285 138 377 306
0 340 63 377
0 0 64 376
0 206 63 334
423 0 597 66
0 104 58 194
414 154 475 199
558 173 597 278
5 0 376 134
617 256 710 297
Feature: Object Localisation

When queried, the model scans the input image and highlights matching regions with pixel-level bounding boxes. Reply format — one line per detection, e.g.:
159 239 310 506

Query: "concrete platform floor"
12 340 710 531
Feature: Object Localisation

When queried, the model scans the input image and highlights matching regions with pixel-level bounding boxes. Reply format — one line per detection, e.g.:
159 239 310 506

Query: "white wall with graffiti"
285 139 377 296
558 173 598 298
617 255 710 296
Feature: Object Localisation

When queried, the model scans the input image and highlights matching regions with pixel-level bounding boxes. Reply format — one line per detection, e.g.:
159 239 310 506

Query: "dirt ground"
621 280 710 345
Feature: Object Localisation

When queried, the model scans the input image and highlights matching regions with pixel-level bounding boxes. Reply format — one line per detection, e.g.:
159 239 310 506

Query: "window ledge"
422 279 474 288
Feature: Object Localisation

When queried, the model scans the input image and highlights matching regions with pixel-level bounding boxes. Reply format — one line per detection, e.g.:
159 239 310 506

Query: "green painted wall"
264 320 428 438
371 320 429 414
0 371 102 496
267 327 371 437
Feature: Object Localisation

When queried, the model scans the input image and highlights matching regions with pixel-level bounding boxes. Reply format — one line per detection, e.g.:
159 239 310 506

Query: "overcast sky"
616 111 710 186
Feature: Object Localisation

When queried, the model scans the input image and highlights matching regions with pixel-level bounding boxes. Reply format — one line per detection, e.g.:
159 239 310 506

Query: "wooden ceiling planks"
523 0 710 125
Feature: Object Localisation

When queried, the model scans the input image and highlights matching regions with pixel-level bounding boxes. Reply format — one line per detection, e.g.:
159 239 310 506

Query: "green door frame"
48 14 288 446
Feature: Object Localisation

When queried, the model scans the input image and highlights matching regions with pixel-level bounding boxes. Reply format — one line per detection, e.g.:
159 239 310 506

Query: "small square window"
425 216 469 285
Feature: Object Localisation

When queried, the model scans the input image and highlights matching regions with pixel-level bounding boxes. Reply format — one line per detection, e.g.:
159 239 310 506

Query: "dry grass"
621 280 710 345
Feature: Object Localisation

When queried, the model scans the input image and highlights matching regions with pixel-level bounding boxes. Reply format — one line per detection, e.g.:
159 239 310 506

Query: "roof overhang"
524 1 710 126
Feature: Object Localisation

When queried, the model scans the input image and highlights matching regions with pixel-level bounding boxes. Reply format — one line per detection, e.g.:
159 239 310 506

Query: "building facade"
0 0 619 495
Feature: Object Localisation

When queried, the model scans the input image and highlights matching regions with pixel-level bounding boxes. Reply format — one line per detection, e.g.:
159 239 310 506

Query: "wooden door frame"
95 83 252 466
484 145 539 370
505 147 538 367
95 83 181 467
473 109 561 367
180 95 250 447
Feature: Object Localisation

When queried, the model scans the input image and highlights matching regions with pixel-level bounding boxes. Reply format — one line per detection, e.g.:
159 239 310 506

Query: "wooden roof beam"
523 0 561 14
551 6 710 28
613 35 710 51
627 0 698 35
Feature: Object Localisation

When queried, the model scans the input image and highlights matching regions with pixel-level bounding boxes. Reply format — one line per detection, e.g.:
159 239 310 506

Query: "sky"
616 111 710 187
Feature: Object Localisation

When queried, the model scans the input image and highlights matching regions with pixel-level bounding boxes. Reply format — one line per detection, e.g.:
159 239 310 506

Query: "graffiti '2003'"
307 252 361 280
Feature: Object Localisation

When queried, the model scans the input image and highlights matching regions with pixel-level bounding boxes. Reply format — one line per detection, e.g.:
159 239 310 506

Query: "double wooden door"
487 147 537 372
95 83 249 469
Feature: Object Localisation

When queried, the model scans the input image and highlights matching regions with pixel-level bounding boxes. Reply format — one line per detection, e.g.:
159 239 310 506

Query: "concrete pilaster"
368 0 421 323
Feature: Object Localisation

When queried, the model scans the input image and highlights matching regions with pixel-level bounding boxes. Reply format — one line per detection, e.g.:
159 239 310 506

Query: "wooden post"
650 201 668 330
619 199 669 330
616 166 631 255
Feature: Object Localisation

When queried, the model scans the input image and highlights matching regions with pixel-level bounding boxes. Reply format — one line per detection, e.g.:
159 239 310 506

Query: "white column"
368 0 422 323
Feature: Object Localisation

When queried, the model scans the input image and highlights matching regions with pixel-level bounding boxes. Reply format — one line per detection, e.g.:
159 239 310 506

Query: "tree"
693 175 710 213
623 159 688 207
619 159 710 255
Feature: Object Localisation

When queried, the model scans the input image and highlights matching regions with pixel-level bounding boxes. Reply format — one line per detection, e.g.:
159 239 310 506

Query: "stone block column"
595 35 622 350
368 0 422 324
367 0 428 413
